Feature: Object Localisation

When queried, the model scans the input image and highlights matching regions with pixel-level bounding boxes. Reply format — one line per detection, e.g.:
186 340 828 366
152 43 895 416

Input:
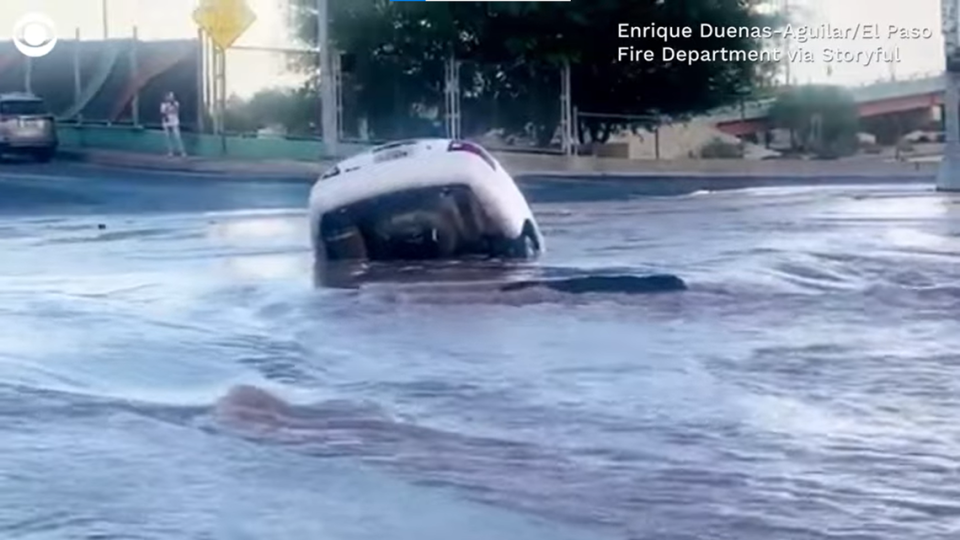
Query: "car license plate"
19 119 41 128
374 148 411 163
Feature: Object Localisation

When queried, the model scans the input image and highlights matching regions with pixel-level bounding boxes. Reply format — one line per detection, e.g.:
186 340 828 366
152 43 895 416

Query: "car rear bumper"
0 139 57 152
314 184 539 262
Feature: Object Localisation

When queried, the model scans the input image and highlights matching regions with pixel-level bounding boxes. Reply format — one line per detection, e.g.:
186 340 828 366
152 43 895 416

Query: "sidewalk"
496 152 937 178
58 149 332 178
57 147 938 180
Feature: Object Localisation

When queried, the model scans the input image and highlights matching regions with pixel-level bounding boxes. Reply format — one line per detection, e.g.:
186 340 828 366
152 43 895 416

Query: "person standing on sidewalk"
160 92 186 157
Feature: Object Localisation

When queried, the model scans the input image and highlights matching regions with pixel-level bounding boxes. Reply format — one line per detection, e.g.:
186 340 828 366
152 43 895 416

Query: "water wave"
5 173 960 539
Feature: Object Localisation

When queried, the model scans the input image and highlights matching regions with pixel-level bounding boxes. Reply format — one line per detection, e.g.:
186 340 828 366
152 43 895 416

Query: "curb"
55 149 91 163
55 148 937 185
515 172 934 184
56 148 322 181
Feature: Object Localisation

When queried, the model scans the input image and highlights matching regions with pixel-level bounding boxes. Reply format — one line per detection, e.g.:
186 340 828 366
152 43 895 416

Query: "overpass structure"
710 74 945 136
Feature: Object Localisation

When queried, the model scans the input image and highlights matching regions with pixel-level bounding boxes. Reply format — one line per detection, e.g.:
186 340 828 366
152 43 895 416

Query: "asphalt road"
2 158 958 540
0 160 314 216
0 157 935 219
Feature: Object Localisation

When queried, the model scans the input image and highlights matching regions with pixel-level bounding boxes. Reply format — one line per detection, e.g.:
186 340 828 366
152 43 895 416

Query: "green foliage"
768 85 859 157
283 0 787 144
699 137 744 158
223 88 319 136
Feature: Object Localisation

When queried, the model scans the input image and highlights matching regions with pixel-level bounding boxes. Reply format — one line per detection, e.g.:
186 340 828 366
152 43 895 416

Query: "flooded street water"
1 166 959 539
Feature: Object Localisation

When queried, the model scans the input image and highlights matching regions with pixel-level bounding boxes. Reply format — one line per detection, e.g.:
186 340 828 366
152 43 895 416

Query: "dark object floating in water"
500 274 687 294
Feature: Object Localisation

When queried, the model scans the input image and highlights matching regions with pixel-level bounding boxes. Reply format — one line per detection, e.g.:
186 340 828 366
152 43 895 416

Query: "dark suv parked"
0 92 58 162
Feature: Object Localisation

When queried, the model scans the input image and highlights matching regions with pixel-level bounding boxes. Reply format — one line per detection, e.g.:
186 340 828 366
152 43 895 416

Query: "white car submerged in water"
308 139 544 262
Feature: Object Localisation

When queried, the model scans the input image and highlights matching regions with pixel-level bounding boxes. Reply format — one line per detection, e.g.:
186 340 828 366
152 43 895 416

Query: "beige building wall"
597 119 776 160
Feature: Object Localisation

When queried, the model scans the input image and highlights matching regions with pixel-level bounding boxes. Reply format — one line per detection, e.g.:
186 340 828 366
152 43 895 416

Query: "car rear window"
0 100 47 115
372 140 418 153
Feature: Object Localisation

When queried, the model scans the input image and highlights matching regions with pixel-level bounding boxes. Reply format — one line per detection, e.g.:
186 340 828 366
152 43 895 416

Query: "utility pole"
102 0 108 39
317 0 338 157
780 0 791 86
938 0 960 190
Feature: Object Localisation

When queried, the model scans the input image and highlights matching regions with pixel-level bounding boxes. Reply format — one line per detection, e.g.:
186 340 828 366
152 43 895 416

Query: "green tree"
768 84 859 157
285 0 786 144
223 88 320 136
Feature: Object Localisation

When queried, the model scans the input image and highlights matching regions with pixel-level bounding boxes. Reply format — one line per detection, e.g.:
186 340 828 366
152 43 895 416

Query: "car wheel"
33 149 54 163
519 220 541 257
498 220 540 259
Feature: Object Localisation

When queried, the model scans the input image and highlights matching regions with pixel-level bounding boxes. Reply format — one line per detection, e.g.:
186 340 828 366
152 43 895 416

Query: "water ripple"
2 180 960 539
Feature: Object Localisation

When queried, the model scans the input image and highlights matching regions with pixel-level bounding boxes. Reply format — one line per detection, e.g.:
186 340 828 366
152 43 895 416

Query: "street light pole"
102 0 108 39
317 0 338 157
781 0 791 86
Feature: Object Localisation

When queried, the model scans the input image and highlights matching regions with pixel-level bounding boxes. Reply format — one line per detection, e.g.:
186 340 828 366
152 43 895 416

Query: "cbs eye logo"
12 13 58 58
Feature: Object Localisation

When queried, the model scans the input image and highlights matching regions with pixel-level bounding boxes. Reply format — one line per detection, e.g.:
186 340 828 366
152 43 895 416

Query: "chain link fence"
0 33 577 152
337 55 445 143
218 46 316 137
332 56 567 151
1 33 662 156
455 60 562 153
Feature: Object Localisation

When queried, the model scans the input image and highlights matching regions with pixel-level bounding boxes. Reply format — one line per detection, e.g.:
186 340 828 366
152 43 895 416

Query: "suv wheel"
33 149 54 163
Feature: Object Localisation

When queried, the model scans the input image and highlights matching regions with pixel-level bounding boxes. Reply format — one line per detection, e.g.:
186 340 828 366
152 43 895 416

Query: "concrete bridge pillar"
937 0 960 190
937 72 960 190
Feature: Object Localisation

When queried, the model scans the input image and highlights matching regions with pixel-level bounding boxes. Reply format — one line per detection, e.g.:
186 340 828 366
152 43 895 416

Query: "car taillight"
447 140 496 170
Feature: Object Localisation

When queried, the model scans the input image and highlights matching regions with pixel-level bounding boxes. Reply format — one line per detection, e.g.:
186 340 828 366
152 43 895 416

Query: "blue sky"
0 0 948 96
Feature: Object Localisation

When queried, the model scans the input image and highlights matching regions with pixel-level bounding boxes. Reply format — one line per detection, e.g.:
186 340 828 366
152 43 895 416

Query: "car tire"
33 149 54 163
498 220 541 259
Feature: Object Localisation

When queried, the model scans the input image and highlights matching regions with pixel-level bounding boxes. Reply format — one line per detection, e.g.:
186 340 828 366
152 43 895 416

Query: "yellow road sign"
193 0 256 50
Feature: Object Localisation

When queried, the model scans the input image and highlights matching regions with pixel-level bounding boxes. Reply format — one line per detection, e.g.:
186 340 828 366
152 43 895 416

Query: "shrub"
768 85 859 157
699 138 743 158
